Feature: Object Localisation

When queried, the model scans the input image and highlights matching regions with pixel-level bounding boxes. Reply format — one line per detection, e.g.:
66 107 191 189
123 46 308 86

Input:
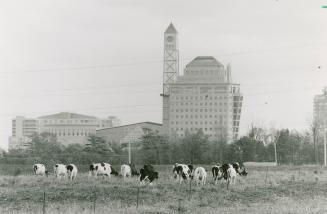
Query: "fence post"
264 166 269 187
42 189 46 214
136 186 140 209
93 185 97 213
188 179 192 200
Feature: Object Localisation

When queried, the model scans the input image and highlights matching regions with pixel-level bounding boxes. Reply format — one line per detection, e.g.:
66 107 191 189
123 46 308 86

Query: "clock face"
166 36 174 42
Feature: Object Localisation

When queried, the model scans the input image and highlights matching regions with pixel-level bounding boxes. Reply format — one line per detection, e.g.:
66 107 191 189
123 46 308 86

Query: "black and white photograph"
0 0 326 213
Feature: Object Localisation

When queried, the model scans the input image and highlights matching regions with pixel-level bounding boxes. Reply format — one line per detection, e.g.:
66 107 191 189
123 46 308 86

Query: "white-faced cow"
89 163 118 177
139 164 158 185
194 166 207 186
54 164 67 180
232 162 248 176
120 163 139 180
66 164 78 180
173 163 193 184
33 164 48 176
211 165 223 184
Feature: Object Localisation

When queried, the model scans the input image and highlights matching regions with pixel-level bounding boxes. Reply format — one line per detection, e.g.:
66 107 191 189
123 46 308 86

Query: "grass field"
1 164 327 214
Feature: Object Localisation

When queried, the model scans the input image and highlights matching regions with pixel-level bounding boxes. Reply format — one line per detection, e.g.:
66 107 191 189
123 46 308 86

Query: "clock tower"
161 23 179 135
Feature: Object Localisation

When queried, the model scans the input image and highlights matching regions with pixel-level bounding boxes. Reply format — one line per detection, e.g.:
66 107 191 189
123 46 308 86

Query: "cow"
212 165 223 184
173 163 194 183
129 163 139 176
121 164 132 179
66 164 78 180
54 164 67 180
33 164 48 176
227 164 237 186
89 163 118 177
139 164 158 185
232 162 248 176
120 163 139 179
193 167 207 186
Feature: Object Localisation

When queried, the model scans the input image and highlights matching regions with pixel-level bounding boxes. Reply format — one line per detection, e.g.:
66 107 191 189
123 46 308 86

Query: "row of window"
171 95 229 100
171 120 228 125
171 102 230 106
170 108 231 113
43 119 96 124
173 114 227 119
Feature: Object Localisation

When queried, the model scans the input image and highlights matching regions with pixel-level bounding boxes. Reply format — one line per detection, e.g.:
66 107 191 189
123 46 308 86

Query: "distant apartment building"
161 23 242 143
8 112 121 150
314 87 327 133
96 122 162 145
8 116 39 150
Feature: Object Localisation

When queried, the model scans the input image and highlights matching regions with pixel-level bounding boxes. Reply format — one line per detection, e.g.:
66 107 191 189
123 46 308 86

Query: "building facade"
161 24 242 143
314 87 327 134
8 112 121 149
9 116 39 150
96 122 162 145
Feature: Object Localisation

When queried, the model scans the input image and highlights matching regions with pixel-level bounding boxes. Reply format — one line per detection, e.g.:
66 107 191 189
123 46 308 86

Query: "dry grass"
0 165 327 213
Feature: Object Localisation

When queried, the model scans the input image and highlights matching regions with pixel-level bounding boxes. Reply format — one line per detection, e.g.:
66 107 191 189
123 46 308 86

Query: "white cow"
120 164 132 179
89 163 118 177
66 164 78 180
54 164 67 180
33 164 48 176
227 164 237 186
194 167 207 186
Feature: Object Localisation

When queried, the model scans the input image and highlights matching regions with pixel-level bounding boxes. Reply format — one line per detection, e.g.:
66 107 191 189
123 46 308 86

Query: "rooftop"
186 56 224 67
164 23 177 34
38 112 97 120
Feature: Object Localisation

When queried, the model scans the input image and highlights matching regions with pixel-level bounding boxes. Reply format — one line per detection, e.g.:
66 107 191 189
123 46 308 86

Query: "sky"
0 0 326 150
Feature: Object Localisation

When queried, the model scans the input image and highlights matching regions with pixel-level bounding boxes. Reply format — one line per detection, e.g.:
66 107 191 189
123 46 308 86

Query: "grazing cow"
173 163 192 184
139 164 158 185
89 163 118 177
66 164 78 180
194 167 207 186
129 163 139 176
227 164 237 186
54 164 67 180
232 162 248 176
33 164 48 176
212 165 223 184
121 164 132 179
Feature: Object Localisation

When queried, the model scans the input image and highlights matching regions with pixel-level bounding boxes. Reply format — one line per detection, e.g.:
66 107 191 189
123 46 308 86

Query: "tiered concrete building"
9 113 121 150
161 23 243 143
96 122 162 145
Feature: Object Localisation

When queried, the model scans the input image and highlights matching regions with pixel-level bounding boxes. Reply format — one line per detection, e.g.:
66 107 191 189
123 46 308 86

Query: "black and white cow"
66 164 78 180
232 162 248 176
173 163 193 184
211 165 223 184
33 164 48 176
139 164 158 185
89 163 118 177
220 163 237 186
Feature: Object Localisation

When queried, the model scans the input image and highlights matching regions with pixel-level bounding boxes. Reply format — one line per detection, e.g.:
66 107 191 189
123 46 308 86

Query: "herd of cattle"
32 162 248 186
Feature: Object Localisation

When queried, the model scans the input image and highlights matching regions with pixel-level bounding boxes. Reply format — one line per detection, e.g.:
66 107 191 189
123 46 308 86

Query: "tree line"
0 125 323 166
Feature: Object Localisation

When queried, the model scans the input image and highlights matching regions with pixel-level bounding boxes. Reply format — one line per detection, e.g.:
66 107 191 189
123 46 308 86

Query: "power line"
0 42 325 75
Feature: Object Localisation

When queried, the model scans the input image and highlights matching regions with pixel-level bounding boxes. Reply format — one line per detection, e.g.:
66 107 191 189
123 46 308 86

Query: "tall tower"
161 23 179 135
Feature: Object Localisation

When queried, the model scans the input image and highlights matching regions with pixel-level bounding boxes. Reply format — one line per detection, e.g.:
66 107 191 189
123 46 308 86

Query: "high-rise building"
314 87 327 131
161 24 242 143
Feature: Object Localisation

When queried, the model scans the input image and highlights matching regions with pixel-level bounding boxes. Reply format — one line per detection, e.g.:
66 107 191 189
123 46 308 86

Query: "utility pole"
274 141 278 165
128 141 131 164
324 120 326 166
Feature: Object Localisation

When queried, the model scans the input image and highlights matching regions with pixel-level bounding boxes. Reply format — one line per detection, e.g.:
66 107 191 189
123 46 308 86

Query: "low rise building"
96 122 162 145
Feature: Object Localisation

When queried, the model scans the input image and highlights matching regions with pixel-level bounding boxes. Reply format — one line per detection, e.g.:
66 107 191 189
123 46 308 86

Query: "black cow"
140 164 158 185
